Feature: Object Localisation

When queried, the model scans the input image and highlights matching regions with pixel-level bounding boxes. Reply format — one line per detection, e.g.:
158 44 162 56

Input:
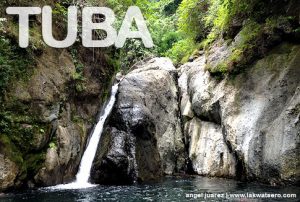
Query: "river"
1 176 298 201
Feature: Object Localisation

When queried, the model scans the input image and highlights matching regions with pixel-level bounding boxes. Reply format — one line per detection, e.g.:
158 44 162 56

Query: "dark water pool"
1 177 299 201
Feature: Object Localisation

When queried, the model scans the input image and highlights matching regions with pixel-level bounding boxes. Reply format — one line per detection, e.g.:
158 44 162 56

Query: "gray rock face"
179 57 236 177
179 43 300 184
0 154 18 191
34 124 86 186
222 44 300 184
184 118 236 177
91 58 185 183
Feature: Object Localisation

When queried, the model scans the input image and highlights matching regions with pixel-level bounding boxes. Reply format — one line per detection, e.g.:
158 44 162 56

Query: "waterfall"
75 82 119 184
48 83 119 190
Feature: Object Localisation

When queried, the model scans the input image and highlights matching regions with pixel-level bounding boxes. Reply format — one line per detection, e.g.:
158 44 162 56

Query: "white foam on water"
47 182 97 190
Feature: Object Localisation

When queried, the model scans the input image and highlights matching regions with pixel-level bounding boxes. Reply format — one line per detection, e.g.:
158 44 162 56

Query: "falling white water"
47 83 119 190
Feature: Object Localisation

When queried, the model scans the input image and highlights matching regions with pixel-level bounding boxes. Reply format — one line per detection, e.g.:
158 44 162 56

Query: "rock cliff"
179 43 300 185
0 47 115 190
92 43 299 185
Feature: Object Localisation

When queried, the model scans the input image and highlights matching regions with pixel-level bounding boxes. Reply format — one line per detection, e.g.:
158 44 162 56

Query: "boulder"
34 124 86 186
0 154 19 191
91 127 136 184
92 58 185 184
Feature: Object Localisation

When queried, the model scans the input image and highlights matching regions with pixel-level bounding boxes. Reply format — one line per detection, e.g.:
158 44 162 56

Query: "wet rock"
91 127 136 185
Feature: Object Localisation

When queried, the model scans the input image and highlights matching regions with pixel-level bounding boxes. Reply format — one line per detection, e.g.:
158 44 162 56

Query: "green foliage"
160 0 208 63
4 13 45 52
49 142 57 149
265 15 294 34
151 17 180 56
25 153 46 177
53 2 68 16
0 109 48 153
200 31 218 49
29 26 46 52
167 0 268 63
70 49 86 93
209 20 263 74
52 2 71 35
0 36 33 98
202 0 300 76
205 0 259 32
166 38 196 64
52 1 84 40
0 20 6 33
163 0 182 15
0 134 23 166
105 53 121 72
177 0 208 40
106 0 182 67
119 39 154 71
158 31 182 55
0 100 49 179
238 20 262 47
